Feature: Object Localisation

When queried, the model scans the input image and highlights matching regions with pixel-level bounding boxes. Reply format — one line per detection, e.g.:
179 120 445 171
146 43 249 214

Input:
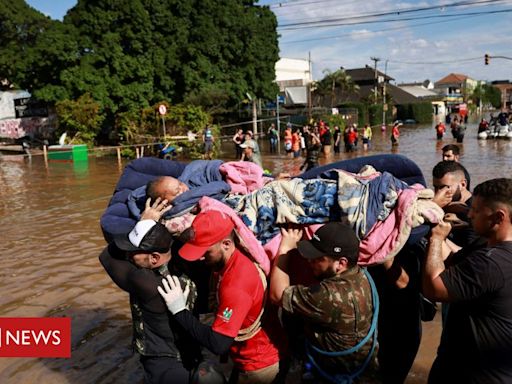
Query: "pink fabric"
262 224 324 264
219 161 265 194
358 188 418 266
164 212 196 235
198 196 271 275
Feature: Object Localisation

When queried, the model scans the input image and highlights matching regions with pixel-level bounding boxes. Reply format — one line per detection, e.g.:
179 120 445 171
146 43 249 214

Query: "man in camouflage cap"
270 222 380 383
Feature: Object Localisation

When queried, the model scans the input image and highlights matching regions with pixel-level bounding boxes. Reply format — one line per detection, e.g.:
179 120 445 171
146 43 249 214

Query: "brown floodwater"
0 123 510 383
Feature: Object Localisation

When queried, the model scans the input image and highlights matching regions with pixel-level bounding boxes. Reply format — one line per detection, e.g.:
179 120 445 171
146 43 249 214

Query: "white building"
0 90 31 119
275 58 313 106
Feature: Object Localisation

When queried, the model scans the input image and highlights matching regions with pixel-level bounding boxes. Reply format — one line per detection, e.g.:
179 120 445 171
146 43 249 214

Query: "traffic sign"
158 104 167 115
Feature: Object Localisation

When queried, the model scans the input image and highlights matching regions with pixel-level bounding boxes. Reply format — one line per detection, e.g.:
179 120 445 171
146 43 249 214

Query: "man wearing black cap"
269 223 380 383
99 219 201 384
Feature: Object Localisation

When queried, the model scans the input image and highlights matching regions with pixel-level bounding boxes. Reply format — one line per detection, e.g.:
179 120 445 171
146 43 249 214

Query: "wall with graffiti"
0 117 56 139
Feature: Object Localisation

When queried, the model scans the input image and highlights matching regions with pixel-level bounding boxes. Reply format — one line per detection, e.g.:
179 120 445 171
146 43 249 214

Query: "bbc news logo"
0 318 71 357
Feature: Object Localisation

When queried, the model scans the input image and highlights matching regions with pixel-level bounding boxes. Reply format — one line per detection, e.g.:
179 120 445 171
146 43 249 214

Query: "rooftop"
435 73 470 85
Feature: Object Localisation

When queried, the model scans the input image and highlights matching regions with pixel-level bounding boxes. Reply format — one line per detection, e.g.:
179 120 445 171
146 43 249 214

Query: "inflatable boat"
478 124 512 140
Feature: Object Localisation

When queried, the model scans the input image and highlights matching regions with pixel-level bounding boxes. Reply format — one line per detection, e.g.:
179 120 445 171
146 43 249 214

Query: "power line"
280 10 509 44
276 0 507 28
278 8 512 30
268 0 356 9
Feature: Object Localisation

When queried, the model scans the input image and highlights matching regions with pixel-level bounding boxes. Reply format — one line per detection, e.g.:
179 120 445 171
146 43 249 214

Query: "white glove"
157 275 190 315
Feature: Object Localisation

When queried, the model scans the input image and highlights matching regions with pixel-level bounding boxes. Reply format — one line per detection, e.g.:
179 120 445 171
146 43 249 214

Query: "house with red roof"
434 73 478 113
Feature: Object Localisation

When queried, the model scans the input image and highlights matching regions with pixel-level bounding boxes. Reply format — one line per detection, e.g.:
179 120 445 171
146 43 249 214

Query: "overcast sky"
27 0 512 83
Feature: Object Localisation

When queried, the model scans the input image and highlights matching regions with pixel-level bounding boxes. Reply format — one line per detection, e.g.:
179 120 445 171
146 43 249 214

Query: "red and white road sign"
158 104 167 115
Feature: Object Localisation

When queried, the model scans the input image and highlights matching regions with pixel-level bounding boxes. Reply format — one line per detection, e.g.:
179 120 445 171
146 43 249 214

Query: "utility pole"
258 98 262 136
370 57 381 104
382 60 388 129
247 92 257 136
252 99 258 136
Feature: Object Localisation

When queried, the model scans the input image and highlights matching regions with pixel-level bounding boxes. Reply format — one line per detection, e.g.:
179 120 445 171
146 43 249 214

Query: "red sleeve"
212 287 253 338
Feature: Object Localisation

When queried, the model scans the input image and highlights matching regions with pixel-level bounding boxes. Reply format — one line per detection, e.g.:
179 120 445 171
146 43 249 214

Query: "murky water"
0 123 510 383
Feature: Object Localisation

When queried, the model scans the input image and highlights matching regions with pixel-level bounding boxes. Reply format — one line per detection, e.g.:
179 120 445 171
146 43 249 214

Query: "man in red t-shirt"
391 121 401 146
158 210 283 383
435 121 446 140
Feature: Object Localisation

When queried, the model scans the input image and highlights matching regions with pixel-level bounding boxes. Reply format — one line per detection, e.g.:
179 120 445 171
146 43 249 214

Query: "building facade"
0 90 55 139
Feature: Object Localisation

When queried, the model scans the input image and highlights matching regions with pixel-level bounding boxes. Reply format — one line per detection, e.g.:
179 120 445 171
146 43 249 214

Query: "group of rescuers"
100 151 512 384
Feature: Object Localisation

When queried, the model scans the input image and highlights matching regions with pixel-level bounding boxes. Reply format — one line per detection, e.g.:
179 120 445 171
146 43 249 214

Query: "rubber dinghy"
478 124 512 140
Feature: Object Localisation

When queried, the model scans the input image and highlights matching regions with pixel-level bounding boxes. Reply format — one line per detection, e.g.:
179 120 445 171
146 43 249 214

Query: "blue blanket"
301 153 426 187
178 159 225 188
229 168 411 244
126 160 231 220
300 154 427 245
101 158 229 241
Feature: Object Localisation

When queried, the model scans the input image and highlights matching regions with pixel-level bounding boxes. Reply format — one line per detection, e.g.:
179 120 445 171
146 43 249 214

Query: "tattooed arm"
422 220 452 302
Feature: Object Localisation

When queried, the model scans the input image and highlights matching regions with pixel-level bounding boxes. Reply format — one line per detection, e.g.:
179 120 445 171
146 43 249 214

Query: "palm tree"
316 69 359 107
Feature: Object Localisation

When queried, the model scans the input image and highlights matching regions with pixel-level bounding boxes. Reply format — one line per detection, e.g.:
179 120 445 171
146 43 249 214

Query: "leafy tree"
60 0 279 114
3 0 280 144
31 22 80 101
116 109 156 146
487 85 502 109
184 86 231 115
55 93 104 145
471 83 501 109
117 102 210 143
320 114 346 131
314 69 359 107
0 0 55 90
173 0 279 105
62 0 155 115
166 104 210 136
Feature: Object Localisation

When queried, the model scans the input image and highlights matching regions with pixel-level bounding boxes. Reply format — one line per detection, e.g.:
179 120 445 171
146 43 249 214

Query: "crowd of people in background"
436 113 467 143
229 119 383 173
206 110 512 170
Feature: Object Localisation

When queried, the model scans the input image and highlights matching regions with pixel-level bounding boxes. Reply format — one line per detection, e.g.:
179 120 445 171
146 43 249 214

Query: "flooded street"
0 123 510 383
